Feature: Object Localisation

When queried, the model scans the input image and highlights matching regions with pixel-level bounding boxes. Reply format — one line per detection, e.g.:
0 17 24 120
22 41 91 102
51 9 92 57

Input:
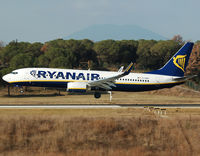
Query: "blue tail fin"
147 42 194 77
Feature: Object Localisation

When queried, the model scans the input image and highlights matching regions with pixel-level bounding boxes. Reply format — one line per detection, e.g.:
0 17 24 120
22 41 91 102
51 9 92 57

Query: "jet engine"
67 82 90 93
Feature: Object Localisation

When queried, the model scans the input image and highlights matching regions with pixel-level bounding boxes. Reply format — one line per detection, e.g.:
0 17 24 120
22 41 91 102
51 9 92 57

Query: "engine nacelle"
67 82 89 93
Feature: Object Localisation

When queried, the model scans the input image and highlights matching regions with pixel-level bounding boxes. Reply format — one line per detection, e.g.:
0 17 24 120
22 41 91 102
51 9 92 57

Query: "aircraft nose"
2 74 10 83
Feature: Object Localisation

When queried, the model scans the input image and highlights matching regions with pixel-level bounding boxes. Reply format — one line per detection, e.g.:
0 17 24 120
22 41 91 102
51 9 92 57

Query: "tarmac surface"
0 104 200 109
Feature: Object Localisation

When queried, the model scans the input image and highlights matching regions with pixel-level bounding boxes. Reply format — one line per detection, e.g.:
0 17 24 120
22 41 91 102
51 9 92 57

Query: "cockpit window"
11 72 18 74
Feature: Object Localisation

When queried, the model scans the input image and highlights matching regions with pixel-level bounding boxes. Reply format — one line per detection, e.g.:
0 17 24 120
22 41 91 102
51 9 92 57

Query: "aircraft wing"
88 62 133 90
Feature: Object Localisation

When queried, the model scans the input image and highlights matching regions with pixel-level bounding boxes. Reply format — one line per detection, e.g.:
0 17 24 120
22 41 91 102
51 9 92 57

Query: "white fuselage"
2 68 183 92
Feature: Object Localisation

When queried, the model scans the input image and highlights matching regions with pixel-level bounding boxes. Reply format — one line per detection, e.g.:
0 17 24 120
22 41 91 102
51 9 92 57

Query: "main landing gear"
94 92 101 98
94 91 112 102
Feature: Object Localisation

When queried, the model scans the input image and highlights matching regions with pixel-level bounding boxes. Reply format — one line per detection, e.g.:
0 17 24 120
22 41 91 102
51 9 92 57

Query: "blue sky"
0 0 200 43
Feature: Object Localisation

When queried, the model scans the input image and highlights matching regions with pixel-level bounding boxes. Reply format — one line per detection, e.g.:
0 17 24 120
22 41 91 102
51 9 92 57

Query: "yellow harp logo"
173 55 186 72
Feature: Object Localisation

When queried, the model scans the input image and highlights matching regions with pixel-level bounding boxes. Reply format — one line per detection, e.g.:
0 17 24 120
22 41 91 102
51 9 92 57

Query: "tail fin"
147 42 194 77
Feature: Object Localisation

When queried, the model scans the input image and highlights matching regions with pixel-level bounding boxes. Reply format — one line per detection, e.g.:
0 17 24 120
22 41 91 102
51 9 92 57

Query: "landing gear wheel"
94 92 101 98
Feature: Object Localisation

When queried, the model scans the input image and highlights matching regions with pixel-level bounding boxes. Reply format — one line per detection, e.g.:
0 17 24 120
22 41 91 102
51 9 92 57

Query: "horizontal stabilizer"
173 75 197 81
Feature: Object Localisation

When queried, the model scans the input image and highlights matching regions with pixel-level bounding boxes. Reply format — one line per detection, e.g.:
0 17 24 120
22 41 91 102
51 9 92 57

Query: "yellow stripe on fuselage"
115 81 184 85
9 80 184 85
9 80 87 83
68 88 86 90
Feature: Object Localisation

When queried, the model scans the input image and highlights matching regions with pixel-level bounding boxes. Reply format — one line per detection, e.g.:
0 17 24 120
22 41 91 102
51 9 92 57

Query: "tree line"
0 38 199 86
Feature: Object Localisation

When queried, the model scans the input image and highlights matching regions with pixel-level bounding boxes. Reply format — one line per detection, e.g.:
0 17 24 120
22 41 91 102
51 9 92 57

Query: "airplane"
2 42 195 99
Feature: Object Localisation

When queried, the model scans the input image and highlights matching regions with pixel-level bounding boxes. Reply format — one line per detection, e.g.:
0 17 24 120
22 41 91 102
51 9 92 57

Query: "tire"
94 92 101 98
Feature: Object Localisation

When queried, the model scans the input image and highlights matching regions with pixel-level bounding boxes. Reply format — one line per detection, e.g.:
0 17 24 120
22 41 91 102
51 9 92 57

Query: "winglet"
118 66 124 72
123 62 134 75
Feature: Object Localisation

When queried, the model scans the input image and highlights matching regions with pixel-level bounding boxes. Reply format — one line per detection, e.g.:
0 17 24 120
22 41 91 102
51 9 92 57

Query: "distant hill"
65 24 167 41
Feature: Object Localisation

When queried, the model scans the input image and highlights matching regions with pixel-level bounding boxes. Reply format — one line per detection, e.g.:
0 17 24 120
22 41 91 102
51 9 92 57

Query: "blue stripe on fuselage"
114 82 183 91
10 81 184 92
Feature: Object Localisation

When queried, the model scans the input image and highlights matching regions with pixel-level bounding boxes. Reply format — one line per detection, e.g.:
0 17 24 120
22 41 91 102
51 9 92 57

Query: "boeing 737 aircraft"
2 42 194 98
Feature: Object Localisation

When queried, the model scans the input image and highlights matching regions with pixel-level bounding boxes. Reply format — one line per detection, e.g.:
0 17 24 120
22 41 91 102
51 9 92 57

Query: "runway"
0 104 200 109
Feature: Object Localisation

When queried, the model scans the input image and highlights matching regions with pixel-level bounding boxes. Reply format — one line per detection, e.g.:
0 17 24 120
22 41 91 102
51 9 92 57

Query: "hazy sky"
0 0 200 43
